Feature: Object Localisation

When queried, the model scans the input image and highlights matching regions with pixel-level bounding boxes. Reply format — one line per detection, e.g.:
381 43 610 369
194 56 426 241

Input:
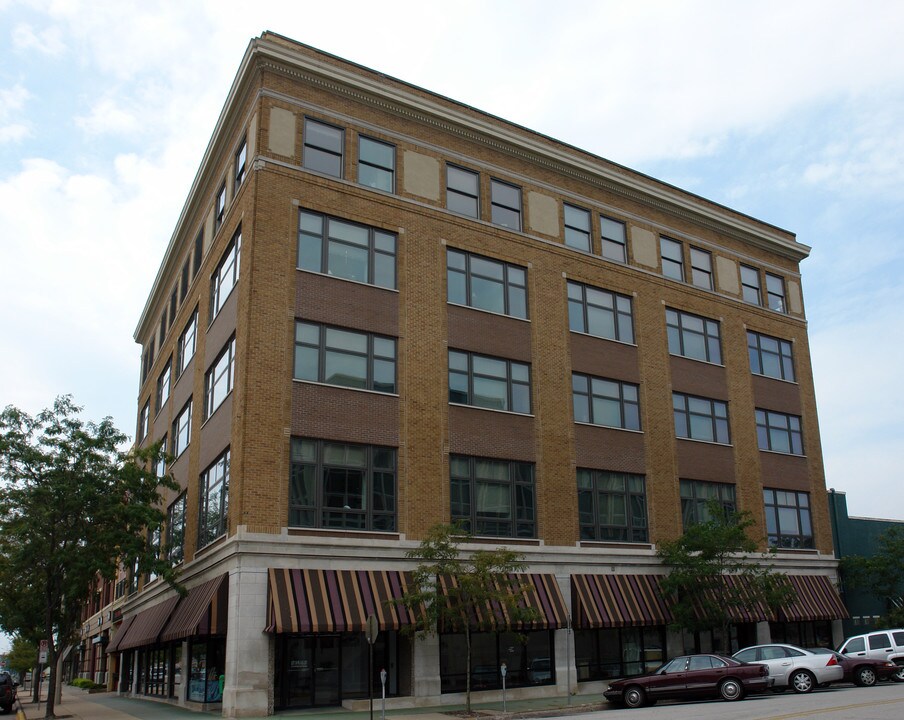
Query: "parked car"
807 647 897 686
837 629 904 682
603 653 771 708
0 671 18 715
732 643 843 693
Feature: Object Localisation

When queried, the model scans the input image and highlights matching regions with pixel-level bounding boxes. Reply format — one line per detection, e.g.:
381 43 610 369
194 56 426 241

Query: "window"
141 339 155 384
600 216 627 263
564 204 591 252
192 229 203 281
168 289 177 329
764 489 813 549
166 493 186 564
138 401 150 441
748 331 795 381
446 165 479 218
449 350 531 414
567 281 634 343
155 435 167 479
490 179 521 230
358 136 394 192
666 308 722 364
172 399 192 458
297 210 396 289
450 455 535 538
294 321 396 393
204 337 236 419
673 393 730 444
146 526 161 583
740 264 761 305
303 118 344 177
447 248 527 318
577 469 647 541
180 259 190 303
156 360 172 413
870 633 892 650
214 181 226 233
289 438 396 531
690 247 713 290
680 480 736 528
199 449 229 547
766 273 786 313
210 227 241 321
176 309 197 377
159 312 167 346
234 136 247 192
572 374 640 430
660 237 684 281
756 409 803 455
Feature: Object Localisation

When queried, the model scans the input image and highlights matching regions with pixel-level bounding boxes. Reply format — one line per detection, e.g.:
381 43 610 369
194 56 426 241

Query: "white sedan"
732 643 843 692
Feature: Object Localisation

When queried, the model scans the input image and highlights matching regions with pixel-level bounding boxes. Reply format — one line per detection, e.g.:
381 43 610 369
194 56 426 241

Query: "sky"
1 0 903 530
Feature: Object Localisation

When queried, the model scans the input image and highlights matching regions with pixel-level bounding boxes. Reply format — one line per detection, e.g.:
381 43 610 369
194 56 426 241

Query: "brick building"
102 32 846 717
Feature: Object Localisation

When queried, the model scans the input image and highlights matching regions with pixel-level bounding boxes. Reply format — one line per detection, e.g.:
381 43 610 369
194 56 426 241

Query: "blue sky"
1 0 903 535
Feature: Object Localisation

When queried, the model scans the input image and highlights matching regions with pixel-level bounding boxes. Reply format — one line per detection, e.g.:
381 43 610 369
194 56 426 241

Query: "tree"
657 500 795 652
841 526 904 627
0 397 178 718
397 523 538 714
6 636 37 679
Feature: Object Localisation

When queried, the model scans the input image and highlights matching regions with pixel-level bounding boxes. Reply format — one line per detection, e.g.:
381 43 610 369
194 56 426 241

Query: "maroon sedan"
604 654 771 708
807 648 898 686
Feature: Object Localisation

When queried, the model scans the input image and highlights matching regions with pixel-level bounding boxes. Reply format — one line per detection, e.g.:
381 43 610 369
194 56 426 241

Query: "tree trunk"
465 625 471 715
31 664 39 703
43 641 57 720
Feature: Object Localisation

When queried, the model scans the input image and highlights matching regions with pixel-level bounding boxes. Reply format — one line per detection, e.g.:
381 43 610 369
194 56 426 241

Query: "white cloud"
0 124 28 143
75 96 139 136
11 21 65 55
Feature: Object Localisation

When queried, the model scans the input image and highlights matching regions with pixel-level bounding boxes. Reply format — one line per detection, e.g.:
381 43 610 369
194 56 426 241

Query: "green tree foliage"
657 500 795 651
0 397 178 718
841 526 904 627
6 636 37 678
397 523 538 713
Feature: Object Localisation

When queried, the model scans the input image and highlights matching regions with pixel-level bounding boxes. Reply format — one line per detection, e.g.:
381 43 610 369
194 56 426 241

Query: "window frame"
490 179 522 231
740 264 762 305
566 281 634 343
673 392 730 444
450 455 536 539
234 135 247 193
209 227 241 322
572 373 641 431
198 448 230 548
446 248 528 319
680 480 737 528
176 309 198 378
766 272 787 313
213 181 226 233
138 401 150 442
689 247 713 290
660 236 684 281
171 399 192 459
357 135 395 192
577 469 648 542
166 492 186 564
563 203 591 252
666 307 722 364
600 215 628 263
764 489 813 549
446 164 480 218
204 336 236 420
448 349 531 414
755 409 803 455
156 359 172 414
747 330 796 381
303 117 344 178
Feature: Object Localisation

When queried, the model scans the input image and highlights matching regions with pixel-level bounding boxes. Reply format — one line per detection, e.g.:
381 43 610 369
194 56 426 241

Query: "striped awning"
692 574 775 623
266 568 420 634
105 614 136 654
161 574 229 643
117 595 181 651
778 575 848 622
572 574 672 628
438 573 568 632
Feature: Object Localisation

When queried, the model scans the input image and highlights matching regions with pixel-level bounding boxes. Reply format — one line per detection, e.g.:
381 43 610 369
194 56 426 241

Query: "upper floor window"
577 469 647 542
490 179 521 230
303 118 344 178
192 229 203 281
358 136 394 192
199 448 229 548
176 309 198 378
449 350 531 414
155 435 167 479
210 227 241 321
572 373 640 431
446 164 479 218
660 236 684 281
666 308 722 364
740 264 761 305
764 489 813 549
214 181 226 233
172 398 192 458
567 281 633 343
298 210 396 289
156 360 172 414
180 259 190 304
450 455 535 538
146 526 161 583
748 331 795 381
673 393 730 444
564 203 591 252
290 438 396 531
294 321 396 393
600 216 627 263
680 479 736 528
766 273 787 313
447 248 527 319
166 492 186 564
159 310 168 345
234 136 247 192
141 340 155 384
690 247 713 290
138 401 150 442
755 409 803 455
204 336 236 420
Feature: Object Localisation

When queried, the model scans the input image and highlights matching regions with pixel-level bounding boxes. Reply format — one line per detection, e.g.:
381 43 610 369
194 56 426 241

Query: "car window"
660 658 688 673
734 649 756 662
761 646 788 660
844 637 866 653
786 648 804 657
688 656 714 670
869 633 892 650
893 631 904 646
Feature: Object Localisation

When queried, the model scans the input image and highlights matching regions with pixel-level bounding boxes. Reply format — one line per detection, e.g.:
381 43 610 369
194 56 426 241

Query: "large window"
204 336 236 419
572 374 640 430
172 399 192 458
600 216 627 263
358 136 394 192
446 164 479 218
764 489 813 549
450 455 535 538
490 179 521 230
303 118 344 177
440 630 552 693
766 273 787 313
575 626 665 681
660 236 684 281
740 264 761 305
567 281 634 343
214 181 226 233
673 393 730 444
156 360 172 413
234 136 247 192
155 435 167 479
756 409 803 455
666 308 722 364
449 350 530 414
690 247 713 290
289 438 396 531
748 331 795 381
199 448 229 548
297 210 396 289
680 480 736 528
166 493 186 564
176 309 197 377
210 227 241 321
577 469 647 542
294 321 396 393
564 203 591 252
447 248 527 319
138 401 150 442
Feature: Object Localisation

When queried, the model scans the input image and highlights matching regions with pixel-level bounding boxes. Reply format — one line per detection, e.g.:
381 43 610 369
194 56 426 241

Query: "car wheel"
892 663 904 682
790 669 815 693
623 685 646 709
719 678 744 701
855 666 878 687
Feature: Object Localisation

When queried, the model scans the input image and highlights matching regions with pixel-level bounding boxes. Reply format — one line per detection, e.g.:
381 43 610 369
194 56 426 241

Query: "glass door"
285 638 314 708
314 636 340 706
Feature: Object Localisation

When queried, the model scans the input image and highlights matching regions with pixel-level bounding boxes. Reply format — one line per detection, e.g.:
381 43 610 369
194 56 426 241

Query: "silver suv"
837 629 904 681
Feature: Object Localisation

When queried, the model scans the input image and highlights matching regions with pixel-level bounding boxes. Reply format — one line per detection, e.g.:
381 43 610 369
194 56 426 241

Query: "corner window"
156 360 172 414
490 179 521 230
192 229 203 281
660 237 684 281
764 489 813 549
303 118 344 178
449 350 531 414
171 399 192 458
294 321 397 393
450 455 535 538
577 470 647 542
214 182 226 233
748 331 795 381
572 374 640 430
204 336 236 420
155 435 167 479
176 309 198 378
600 216 627 263
680 480 736 528
199 448 229 548
234 136 247 192
564 204 591 252
446 164 479 218
740 265 761 305
138 401 150 442
210 227 241 321
358 136 394 192
567 281 634 343
673 393 730 444
166 493 186 564
666 308 721 364
447 248 527 319
756 409 803 455
690 247 713 290
766 273 787 313
141 339 155 384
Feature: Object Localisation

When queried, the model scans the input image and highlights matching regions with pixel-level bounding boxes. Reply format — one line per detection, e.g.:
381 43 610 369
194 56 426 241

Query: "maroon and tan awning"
116 595 181 651
691 574 775 623
161 574 228 643
779 575 848 621
105 614 136 654
572 574 672 628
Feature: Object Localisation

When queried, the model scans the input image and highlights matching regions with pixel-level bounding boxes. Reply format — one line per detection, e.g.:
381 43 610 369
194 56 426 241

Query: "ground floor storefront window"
575 626 664 680
440 630 553 693
680 622 758 655
769 620 832 648
136 644 182 698
189 638 226 703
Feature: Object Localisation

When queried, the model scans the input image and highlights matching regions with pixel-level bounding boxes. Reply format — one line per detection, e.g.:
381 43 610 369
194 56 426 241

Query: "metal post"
566 614 572 704
500 662 507 713
380 668 387 720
